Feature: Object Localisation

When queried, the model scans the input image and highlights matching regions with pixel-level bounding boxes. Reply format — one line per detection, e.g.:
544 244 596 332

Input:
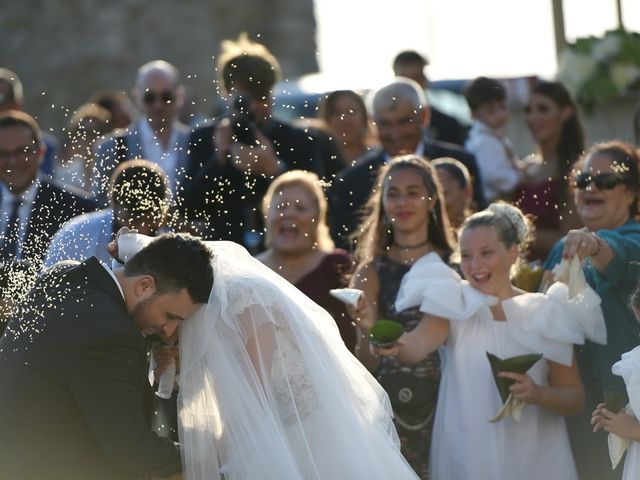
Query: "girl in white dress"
360 203 606 480
592 284 640 480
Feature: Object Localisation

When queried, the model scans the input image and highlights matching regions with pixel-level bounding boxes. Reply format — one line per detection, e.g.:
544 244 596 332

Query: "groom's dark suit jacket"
0 257 181 480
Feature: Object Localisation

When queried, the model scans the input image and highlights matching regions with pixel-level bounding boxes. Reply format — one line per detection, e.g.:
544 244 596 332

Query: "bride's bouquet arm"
241 308 277 383
376 313 450 366
499 352 584 416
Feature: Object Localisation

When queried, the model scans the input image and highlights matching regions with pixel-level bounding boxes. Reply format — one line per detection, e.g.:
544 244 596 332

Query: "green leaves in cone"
486 352 543 403
604 390 626 414
369 320 404 347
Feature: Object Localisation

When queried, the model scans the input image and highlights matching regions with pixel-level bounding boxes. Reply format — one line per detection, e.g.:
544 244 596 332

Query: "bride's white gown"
395 253 606 480
176 241 419 480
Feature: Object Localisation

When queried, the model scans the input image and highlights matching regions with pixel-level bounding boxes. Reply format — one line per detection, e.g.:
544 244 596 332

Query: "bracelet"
590 233 603 257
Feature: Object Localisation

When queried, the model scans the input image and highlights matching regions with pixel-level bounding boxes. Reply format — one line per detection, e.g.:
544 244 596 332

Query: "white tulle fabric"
397 253 606 366
177 241 419 480
611 346 640 479
394 252 606 479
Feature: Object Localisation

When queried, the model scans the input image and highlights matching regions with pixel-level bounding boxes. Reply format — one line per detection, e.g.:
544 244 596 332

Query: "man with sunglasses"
92 60 191 208
0 110 97 266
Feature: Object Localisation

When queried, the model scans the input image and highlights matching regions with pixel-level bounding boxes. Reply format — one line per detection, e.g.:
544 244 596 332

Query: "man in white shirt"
92 60 190 206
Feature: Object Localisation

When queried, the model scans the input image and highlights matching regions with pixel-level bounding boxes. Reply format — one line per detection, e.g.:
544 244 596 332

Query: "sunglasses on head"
142 90 175 105
573 172 626 190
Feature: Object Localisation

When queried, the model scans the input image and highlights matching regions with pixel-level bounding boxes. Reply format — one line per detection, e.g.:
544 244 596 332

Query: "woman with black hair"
516 80 586 260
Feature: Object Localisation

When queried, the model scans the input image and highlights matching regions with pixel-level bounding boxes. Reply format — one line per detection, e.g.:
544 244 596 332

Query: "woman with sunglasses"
542 140 640 479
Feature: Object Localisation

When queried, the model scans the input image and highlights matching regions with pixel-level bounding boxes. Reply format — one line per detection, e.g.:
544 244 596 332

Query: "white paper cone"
329 288 363 307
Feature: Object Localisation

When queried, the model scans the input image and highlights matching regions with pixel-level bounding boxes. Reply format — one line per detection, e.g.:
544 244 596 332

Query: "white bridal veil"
177 241 418 480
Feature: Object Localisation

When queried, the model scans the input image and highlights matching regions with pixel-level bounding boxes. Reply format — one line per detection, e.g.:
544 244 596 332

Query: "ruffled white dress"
611 346 640 479
396 253 606 480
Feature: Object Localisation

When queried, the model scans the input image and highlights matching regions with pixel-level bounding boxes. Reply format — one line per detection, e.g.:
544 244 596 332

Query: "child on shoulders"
464 76 523 202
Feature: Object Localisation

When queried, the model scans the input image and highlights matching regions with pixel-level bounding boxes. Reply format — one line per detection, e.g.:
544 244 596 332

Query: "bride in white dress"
170 240 418 480
363 203 606 480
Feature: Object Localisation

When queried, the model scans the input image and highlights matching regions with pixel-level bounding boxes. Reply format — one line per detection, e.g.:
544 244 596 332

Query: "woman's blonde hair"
261 170 334 251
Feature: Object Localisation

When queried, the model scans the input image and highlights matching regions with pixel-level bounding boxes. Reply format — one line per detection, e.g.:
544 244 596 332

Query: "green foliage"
558 29 640 112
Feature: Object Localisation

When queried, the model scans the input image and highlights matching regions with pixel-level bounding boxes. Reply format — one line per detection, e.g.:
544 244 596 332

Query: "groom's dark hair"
124 233 214 304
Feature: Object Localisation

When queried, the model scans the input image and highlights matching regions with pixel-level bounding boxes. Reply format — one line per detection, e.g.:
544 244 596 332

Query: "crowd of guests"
2 35 640 480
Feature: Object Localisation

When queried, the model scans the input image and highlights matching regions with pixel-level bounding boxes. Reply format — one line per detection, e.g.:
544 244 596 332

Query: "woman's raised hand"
561 229 600 260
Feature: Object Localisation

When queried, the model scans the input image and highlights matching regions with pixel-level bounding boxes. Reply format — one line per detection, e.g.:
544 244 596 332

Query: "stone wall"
0 0 317 133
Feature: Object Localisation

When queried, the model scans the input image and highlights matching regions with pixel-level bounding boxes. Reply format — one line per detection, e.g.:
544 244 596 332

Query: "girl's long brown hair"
353 154 455 264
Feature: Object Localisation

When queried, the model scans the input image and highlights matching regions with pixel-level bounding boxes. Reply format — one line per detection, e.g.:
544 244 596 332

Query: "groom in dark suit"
0 233 214 479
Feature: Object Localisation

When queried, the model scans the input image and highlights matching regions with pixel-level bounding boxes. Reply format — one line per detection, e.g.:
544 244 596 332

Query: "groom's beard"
132 296 161 337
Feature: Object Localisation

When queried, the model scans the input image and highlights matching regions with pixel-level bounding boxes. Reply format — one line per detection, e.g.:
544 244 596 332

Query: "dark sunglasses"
574 172 626 190
142 90 175 105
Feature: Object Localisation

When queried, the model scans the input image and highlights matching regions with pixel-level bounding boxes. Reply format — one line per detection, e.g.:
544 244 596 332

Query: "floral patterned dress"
374 254 441 479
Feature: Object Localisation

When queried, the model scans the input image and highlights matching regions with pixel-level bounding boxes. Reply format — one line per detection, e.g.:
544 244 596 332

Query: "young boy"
464 77 522 202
